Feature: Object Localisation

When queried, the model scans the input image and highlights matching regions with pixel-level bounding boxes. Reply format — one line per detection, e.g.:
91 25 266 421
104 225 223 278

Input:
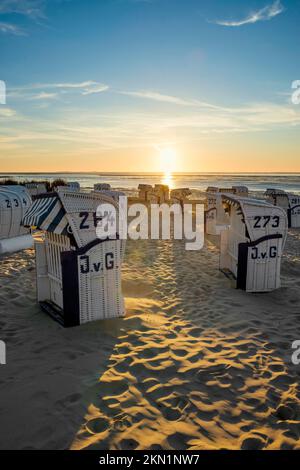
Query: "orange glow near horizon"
1 140 300 174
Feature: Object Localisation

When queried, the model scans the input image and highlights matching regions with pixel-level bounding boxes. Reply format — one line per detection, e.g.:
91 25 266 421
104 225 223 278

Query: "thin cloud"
82 84 109 95
211 0 284 27
8 81 109 100
48 81 99 90
118 90 225 110
0 107 18 118
0 0 46 35
34 81 109 95
1 99 299 155
11 81 99 90
0 21 26 35
0 0 46 19
29 92 59 100
119 90 197 106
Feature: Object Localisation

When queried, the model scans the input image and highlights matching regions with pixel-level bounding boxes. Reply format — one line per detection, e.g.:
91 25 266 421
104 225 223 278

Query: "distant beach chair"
94 183 111 191
205 186 249 235
220 195 288 292
22 188 126 327
54 181 80 192
138 184 155 202
206 186 249 197
93 184 125 202
25 183 47 197
231 186 249 197
0 185 33 254
265 189 300 228
67 181 80 191
154 184 170 203
205 192 230 235
170 188 192 206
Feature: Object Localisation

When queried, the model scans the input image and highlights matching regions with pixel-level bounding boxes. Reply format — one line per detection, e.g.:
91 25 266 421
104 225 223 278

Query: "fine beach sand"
0 230 300 450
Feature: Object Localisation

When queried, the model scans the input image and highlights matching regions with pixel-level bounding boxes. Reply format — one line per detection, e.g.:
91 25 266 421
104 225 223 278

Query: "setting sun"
159 147 177 173
158 147 177 188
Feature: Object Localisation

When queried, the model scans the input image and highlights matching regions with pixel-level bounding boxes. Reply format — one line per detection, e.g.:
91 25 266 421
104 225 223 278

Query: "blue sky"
0 0 300 172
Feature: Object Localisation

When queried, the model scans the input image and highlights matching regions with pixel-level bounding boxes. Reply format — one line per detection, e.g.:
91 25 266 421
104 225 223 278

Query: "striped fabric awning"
22 194 69 235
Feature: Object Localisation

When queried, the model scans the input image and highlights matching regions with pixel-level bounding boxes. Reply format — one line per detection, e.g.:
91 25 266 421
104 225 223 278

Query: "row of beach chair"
0 181 299 326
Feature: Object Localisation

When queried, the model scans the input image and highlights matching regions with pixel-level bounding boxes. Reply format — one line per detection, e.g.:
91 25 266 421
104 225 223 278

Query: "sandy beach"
0 227 299 450
1 0 300 457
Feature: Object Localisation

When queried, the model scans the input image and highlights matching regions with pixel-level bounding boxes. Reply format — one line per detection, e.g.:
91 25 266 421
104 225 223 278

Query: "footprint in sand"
161 406 182 421
86 417 110 434
169 395 191 413
112 414 132 432
167 432 191 450
119 438 139 450
275 404 296 421
241 437 266 450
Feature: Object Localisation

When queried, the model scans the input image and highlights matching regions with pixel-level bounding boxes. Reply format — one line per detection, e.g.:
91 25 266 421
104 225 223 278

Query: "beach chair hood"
222 195 288 245
22 189 120 249
23 193 69 236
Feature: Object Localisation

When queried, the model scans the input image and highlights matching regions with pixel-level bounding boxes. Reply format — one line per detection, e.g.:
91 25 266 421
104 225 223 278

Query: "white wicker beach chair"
25 183 47 197
205 191 230 235
94 183 111 191
232 186 249 197
265 189 300 228
138 184 154 202
170 188 192 205
0 186 33 254
220 195 288 292
67 181 80 191
93 185 125 202
154 184 170 203
54 181 80 192
22 189 126 326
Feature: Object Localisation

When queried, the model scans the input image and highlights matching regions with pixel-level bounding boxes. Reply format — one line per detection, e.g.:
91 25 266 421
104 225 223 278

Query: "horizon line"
1 171 300 176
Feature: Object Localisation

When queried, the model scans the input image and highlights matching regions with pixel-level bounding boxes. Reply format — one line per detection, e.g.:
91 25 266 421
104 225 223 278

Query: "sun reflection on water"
162 171 174 189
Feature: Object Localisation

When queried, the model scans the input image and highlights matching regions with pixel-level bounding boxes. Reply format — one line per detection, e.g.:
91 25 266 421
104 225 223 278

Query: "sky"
0 0 300 173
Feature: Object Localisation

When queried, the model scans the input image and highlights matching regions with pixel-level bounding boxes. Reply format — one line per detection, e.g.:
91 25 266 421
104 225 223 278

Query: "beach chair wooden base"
40 301 65 327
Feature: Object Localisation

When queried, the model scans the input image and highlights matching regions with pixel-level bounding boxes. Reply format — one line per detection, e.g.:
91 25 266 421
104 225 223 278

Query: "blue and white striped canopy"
22 194 69 235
